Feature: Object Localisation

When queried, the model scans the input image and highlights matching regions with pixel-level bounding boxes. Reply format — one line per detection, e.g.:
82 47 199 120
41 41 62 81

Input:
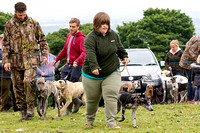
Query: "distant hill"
41 18 200 37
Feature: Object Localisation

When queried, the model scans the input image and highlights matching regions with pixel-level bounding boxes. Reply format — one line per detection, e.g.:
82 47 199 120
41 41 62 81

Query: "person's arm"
191 68 195 83
34 19 47 60
188 35 200 60
2 23 11 71
84 34 100 71
55 36 69 62
114 31 128 61
75 36 86 64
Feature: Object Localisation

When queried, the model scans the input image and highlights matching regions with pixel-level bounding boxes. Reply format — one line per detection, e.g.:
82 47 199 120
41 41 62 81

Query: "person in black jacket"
165 40 184 76
0 34 11 112
191 55 200 104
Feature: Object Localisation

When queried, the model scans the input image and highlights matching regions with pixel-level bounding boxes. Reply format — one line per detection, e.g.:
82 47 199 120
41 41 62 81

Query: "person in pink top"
53 18 86 115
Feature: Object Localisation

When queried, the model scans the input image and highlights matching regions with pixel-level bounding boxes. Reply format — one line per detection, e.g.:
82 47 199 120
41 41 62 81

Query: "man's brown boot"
19 110 27 121
26 108 34 119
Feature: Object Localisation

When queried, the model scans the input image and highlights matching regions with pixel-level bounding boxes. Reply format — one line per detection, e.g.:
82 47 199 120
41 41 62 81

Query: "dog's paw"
64 111 72 115
133 125 138 128
54 114 59 117
81 112 86 115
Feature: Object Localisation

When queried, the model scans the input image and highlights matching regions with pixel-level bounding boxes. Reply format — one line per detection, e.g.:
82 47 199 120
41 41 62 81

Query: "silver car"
120 48 166 103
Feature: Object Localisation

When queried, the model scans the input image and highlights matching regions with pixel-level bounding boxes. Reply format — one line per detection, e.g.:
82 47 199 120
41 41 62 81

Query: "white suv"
120 48 165 103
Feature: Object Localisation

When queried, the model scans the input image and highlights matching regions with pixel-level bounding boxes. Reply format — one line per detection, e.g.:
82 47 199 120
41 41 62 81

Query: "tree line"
0 8 195 68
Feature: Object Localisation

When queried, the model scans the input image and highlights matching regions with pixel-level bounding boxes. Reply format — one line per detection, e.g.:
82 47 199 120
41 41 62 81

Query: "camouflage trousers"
11 68 36 110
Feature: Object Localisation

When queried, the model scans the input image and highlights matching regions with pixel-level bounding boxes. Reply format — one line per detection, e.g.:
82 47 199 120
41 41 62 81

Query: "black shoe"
13 107 20 112
1 110 8 113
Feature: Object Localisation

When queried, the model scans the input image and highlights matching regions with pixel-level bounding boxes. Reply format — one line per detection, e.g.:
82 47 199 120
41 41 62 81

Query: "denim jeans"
35 75 54 81
185 69 194 101
61 65 82 82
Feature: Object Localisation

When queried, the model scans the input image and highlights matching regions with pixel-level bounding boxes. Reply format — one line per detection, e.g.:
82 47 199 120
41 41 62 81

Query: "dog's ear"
42 77 46 82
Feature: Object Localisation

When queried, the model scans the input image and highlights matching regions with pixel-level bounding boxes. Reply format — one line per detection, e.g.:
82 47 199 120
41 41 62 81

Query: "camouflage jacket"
179 35 200 70
2 15 47 70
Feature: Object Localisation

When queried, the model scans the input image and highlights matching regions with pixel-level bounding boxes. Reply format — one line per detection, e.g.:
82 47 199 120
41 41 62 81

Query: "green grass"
0 103 200 133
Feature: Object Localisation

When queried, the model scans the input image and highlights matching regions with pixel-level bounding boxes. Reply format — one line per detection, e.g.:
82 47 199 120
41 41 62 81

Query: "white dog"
161 70 188 103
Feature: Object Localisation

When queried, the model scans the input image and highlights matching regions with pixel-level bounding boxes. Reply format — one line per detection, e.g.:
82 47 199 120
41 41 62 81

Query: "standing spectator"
2 2 47 121
82 12 129 128
165 40 184 76
52 18 86 114
35 46 59 107
191 55 200 104
36 46 60 81
179 35 200 104
0 34 11 112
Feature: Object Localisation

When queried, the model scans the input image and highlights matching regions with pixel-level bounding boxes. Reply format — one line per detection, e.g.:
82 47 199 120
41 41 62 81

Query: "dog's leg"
170 90 175 103
59 96 64 107
60 98 72 116
179 91 187 103
43 98 48 120
37 98 42 117
82 94 86 105
117 100 121 114
175 89 179 103
118 107 125 122
54 95 60 117
132 107 138 128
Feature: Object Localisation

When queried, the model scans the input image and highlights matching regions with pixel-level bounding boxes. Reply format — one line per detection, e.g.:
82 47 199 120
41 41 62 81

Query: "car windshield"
121 50 157 66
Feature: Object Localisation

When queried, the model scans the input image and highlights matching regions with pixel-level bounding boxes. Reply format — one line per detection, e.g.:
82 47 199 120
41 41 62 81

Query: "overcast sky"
1 0 200 34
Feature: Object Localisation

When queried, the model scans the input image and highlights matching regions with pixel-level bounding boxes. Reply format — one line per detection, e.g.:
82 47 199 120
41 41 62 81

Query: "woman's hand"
92 68 101 75
122 57 130 65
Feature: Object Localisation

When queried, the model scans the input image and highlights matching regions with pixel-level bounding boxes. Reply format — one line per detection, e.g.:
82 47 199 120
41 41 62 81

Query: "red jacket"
55 31 86 65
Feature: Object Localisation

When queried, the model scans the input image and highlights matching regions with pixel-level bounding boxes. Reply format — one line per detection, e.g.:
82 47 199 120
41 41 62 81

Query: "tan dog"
54 79 86 116
120 82 132 92
145 85 154 101
120 80 141 92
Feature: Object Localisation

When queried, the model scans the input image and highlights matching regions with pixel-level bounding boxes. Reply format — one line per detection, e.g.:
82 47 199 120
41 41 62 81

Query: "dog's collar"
57 86 65 90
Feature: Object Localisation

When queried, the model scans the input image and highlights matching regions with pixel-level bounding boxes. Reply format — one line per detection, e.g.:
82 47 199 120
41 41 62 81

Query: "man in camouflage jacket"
179 35 200 103
2 2 47 121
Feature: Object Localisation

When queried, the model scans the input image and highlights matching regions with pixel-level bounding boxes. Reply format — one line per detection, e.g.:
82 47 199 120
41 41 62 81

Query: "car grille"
121 76 143 81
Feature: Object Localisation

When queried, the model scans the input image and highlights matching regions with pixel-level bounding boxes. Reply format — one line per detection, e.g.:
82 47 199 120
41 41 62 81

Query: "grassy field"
0 103 200 133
